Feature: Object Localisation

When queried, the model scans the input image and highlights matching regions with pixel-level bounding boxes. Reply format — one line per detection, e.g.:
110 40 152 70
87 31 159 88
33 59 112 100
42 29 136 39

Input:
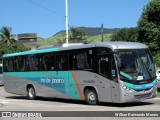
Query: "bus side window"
15 56 26 72
42 55 50 71
56 54 68 71
0 66 2 74
49 54 55 70
7 58 14 72
28 55 39 71
72 54 77 70
40 53 55 71
76 52 89 69
70 49 93 71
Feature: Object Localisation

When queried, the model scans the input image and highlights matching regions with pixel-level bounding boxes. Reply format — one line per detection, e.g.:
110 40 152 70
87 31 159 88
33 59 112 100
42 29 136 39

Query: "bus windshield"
116 49 156 82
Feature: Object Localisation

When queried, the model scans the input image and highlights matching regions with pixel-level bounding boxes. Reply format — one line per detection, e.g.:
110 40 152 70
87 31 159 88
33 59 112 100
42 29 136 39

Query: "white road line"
154 97 160 100
0 99 26 102
0 101 9 104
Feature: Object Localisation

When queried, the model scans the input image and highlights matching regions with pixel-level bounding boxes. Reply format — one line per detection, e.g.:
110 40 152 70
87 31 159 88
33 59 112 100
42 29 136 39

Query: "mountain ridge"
53 27 120 37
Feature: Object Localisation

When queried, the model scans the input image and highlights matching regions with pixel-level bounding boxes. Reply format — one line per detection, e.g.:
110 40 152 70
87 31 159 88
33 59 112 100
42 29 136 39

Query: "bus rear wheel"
27 86 36 100
84 89 98 105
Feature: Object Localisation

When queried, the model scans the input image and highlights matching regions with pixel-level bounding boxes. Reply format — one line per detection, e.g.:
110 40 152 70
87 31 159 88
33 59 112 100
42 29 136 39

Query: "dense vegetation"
0 26 28 63
111 27 137 42
137 0 160 54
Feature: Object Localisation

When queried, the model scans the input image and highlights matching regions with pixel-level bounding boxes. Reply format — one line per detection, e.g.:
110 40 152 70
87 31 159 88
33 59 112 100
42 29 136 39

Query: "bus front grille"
134 93 152 100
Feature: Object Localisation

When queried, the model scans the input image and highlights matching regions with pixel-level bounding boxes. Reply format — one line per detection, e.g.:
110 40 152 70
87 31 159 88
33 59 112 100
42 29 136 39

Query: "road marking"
0 99 26 102
154 97 160 100
0 101 8 104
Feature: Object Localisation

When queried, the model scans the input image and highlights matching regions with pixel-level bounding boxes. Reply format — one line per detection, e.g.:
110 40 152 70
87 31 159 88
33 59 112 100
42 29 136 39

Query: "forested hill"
54 27 120 36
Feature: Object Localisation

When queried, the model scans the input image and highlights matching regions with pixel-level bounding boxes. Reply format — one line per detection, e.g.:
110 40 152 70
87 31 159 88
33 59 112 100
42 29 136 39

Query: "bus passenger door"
98 54 119 103
98 54 112 102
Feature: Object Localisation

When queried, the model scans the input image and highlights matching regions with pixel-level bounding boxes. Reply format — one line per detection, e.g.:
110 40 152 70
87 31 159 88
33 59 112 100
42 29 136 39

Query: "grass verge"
157 92 160 97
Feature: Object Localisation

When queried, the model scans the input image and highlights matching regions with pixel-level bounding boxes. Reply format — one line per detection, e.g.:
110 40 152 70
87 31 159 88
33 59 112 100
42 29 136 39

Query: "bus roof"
59 41 148 51
3 42 148 57
96 41 148 49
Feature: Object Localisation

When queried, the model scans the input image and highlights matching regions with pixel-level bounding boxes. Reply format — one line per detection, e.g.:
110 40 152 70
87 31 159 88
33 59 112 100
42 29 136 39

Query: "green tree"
137 0 160 54
0 40 28 63
153 51 160 68
110 27 137 42
69 27 86 43
0 26 16 46
0 26 28 63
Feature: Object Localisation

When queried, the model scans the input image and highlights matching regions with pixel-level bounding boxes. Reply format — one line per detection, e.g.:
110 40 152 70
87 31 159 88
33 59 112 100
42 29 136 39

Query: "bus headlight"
121 84 134 92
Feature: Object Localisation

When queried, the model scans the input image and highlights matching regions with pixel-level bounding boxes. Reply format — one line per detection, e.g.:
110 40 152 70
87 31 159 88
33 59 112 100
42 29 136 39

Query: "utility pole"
101 24 104 42
65 0 69 44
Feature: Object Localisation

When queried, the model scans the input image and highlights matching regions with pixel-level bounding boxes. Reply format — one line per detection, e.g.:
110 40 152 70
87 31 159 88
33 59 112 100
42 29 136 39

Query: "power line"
27 0 64 17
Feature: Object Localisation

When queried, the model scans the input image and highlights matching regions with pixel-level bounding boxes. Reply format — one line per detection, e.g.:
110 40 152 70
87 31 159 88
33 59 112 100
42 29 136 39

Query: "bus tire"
84 89 98 105
27 86 36 100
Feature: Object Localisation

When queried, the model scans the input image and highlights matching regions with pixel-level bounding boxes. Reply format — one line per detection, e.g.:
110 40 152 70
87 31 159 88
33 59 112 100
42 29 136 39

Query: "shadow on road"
98 101 154 107
6 96 27 100
5 95 154 107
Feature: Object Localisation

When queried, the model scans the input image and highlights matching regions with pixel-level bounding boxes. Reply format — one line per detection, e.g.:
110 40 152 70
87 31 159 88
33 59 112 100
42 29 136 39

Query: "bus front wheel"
84 89 98 105
27 86 36 100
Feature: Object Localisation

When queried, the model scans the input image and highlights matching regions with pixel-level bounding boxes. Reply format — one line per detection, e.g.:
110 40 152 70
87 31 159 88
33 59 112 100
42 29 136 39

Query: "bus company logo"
41 78 64 84
139 81 148 84
2 112 11 117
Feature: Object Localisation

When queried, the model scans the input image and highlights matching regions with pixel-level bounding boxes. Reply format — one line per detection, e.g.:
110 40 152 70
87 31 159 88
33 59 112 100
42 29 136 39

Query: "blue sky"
0 0 149 38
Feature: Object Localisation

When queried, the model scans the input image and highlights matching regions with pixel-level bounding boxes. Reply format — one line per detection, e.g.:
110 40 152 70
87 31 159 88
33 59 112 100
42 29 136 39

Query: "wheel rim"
29 88 34 98
88 92 96 103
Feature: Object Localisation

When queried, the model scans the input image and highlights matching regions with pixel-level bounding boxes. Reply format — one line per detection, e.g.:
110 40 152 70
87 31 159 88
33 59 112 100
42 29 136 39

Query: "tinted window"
40 53 55 71
5 58 14 72
56 54 68 71
27 55 39 71
70 49 93 70
15 56 26 71
0 66 2 74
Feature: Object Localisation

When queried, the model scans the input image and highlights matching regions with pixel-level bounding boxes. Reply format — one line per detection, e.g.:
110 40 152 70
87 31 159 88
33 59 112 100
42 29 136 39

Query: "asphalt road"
0 86 160 120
